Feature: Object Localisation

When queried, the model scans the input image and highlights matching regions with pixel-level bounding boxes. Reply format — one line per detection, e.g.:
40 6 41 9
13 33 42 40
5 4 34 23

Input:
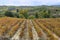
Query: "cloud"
0 0 60 6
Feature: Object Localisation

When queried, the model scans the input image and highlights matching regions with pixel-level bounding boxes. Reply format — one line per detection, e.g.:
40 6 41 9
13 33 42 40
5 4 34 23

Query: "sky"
0 0 60 6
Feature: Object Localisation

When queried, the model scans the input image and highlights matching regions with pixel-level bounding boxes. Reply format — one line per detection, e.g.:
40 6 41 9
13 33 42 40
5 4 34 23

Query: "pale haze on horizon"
0 0 60 6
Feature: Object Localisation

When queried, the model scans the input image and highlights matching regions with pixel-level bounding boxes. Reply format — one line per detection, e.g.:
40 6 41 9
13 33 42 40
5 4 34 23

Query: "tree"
35 12 39 18
16 9 19 13
41 10 51 18
15 13 20 18
43 13 50 18
4 11 20 18
20 9 28 19
23 13 28 19
4 11 15 17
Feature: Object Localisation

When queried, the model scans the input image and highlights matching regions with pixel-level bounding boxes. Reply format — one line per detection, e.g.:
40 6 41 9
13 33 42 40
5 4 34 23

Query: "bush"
28 15 35 19
19 14 25 18
4 11 20 18
14 13 20 18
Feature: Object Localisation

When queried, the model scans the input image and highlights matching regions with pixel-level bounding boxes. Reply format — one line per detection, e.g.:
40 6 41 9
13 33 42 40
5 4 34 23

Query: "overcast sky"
0 0 60 6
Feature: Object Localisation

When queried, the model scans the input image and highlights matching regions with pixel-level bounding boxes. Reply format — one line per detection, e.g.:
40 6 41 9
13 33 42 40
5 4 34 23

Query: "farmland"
0 17 60 40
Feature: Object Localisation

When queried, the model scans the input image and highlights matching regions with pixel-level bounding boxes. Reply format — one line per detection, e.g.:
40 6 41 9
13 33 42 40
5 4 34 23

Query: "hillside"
0 6 60 18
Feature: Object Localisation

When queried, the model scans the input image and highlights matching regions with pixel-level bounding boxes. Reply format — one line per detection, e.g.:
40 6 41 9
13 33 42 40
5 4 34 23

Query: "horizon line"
0 5 60 6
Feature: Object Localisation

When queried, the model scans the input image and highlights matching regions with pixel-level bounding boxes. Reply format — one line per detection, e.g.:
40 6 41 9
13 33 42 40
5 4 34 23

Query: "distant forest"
0 5 60 19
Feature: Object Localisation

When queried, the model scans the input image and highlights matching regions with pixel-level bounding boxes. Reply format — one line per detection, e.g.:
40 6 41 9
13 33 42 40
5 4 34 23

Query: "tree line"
0 7 60 19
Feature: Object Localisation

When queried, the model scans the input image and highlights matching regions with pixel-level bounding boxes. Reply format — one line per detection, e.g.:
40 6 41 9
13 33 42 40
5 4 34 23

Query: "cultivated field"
0 17 60 40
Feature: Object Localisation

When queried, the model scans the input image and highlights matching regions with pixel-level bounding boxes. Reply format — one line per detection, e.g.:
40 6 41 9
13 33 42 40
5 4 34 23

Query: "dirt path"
23 20 29 40
10 21 25 40
30 20 39 40
19 20 30 40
